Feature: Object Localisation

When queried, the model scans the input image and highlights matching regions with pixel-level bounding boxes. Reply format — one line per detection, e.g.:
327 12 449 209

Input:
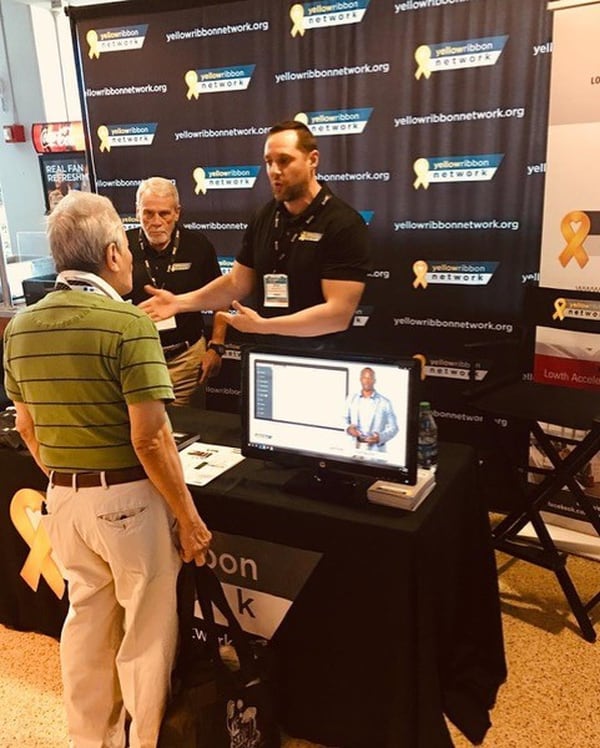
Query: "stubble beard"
272 179 309 204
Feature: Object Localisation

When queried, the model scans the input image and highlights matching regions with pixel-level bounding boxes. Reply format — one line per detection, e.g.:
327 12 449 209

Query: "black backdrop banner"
69 0 553 444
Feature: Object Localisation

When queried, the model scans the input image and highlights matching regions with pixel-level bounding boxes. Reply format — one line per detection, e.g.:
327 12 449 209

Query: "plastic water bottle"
417 401 438 472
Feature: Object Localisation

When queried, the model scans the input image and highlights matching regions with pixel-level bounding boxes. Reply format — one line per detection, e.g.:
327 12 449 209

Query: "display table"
0 408 506 748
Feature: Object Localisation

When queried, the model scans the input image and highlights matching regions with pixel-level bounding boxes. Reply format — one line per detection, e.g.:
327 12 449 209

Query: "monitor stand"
283 466 373 505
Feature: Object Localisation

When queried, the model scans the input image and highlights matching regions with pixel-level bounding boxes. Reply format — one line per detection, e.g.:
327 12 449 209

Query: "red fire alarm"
3 124 26 143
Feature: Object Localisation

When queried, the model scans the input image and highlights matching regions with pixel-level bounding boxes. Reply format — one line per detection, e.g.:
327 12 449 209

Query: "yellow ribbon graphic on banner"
413 158 430 190
558 211 590 268
294 111 309 126
414 45 432 80
97 125 110 153
290 4 306 37
10 489 65 599
185 70 199 100
412 354 427 380
413 260 428 288
552 297 568 320
193 167 207 195
87 29 100 59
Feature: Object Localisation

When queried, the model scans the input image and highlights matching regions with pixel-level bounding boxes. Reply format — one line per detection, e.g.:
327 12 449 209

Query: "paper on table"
179 441 245 487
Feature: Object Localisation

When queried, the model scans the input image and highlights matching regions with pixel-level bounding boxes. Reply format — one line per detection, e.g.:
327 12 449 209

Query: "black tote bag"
158 563 280 748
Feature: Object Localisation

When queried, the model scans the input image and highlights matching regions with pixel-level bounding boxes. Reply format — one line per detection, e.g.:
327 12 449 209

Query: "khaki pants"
167 336 207 407
43 479 181 748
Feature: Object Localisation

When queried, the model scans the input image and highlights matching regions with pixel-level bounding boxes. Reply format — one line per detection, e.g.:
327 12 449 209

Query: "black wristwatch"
207 342 226 356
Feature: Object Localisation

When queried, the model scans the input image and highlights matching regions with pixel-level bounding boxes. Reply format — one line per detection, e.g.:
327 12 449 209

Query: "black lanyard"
140 228 180 288
272 189 330 273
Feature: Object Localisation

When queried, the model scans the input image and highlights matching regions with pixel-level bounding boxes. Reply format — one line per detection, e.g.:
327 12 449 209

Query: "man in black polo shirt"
127 177 227 404
140 122 371 346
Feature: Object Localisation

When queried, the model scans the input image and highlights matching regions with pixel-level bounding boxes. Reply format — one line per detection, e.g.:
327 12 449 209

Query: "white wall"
0 1 48 256
0 0 126 266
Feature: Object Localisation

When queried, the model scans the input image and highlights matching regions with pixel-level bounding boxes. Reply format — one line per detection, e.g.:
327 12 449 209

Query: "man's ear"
309 150 319 171
105 241 120 272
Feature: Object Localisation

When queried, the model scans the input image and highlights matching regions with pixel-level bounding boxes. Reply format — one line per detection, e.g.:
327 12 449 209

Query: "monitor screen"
241 346 420 499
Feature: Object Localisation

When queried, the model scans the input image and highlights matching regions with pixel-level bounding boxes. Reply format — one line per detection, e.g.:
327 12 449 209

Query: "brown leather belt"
163 341 190 361
51 465 147 488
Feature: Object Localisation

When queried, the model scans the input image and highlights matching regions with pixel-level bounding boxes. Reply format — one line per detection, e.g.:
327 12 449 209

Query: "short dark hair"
268 120 317 154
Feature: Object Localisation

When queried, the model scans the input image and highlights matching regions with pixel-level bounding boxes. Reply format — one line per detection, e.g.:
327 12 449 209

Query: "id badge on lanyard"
141 228 180 330
263 273 289 308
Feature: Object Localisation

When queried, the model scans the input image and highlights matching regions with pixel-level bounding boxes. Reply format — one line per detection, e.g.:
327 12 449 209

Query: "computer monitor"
241 346 420 501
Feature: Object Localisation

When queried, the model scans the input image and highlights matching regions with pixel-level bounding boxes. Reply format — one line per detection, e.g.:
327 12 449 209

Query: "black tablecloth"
0 407 506 747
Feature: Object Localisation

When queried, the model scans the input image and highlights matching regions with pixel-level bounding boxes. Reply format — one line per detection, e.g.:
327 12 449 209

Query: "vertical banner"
536 0 600 391
70 0 553 440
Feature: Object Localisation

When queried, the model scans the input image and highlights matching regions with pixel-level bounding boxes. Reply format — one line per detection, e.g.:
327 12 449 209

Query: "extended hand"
139 285 179 321
221 300 264 334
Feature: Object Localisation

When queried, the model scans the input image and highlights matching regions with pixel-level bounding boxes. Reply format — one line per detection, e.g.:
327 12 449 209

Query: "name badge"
263 273 289 308
156 316 177 331
298 231 323 242
171 262 192 271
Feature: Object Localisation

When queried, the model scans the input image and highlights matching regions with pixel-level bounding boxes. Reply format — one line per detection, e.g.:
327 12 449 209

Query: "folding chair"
465 284 600 642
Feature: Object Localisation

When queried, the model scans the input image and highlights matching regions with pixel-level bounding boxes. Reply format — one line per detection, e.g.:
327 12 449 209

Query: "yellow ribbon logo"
552 297 568 320
290 4 306 37
413 158 430 190
294 111 309 126
413 260 429 289
193 167 207 195
185 70 199 100
87 29 100 59
558 211 590 268
414 45 432 80
412 354 427 380
97 125 110 152
10 489 65 599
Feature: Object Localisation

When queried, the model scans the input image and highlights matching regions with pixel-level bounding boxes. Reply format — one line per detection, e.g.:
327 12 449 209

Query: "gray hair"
47 191 125 274
136 177 179 208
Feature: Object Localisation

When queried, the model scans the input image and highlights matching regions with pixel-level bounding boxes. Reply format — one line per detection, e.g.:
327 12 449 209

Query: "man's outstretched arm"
139 261 255 320
220 278 365 337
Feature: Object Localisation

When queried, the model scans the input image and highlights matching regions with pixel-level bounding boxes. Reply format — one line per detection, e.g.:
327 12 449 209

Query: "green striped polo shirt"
3 289 174 472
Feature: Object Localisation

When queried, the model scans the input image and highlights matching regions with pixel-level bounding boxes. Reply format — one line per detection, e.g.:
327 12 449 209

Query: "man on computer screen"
139 120 371 346
345 367 399 452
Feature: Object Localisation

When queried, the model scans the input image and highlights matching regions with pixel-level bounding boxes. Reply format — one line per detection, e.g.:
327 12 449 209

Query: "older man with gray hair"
3 191 212 748
127 176 227 406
